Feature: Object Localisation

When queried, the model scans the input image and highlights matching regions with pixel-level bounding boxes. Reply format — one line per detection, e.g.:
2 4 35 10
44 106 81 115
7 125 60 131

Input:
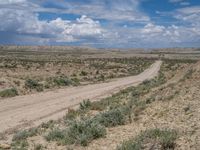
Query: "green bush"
25 79 43 91
80 71 88 76
65 108 79 120
117 129 177 150
13 130 29 141
12 128 38 149
71 77 80 86
67 119 106 146
46 119 106 146
0 88 18 97
25 79 39 89
12 128 38 142
45 128 65 142
11 139 29 150
80 99 92 111
91 100 107 111
90 92 123 111
40 120 55 129
131 88 140 97
94 109 126 127
53 76 72 86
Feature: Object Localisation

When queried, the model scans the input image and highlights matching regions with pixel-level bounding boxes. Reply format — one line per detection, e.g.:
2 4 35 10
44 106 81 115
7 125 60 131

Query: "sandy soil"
0 61 162 135
72 61 200 150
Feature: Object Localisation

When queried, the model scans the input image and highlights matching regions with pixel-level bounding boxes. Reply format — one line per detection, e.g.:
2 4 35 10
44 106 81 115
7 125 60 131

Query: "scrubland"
0 47 200 150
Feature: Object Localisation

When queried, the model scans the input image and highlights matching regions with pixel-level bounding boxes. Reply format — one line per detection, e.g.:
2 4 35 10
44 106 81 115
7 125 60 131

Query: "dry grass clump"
117 129 177 150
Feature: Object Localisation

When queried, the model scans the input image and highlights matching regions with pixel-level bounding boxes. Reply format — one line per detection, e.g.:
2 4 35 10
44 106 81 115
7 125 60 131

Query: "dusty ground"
0 61 161 137
0 57 154 96
14 59 197 150
68 61 200 150
0 47 199 150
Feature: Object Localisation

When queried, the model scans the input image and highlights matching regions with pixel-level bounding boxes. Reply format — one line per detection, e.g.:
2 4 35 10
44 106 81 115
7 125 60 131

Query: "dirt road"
0 61 162 134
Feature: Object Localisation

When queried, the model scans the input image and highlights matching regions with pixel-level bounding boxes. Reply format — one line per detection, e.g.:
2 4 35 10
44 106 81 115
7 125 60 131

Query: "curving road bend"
0 61 162 134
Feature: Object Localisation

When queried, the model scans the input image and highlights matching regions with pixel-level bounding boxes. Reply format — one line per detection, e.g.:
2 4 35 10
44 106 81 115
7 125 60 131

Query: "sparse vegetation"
11 139 29 150
0 88 18 97
12 128 38 141
80 71 88 76
1 48 199 149
45 128 65 142
34 144 43 150
94 108 126 127
181 69 194 81
39 120 55 130
11 128 38 150
0 53 155 97
117 129 177 150
53 76 72 86
46 119 106 146
25 79 43 92
67 119 106 146
44 71 168 147
7 64 181 149
79 99 92 111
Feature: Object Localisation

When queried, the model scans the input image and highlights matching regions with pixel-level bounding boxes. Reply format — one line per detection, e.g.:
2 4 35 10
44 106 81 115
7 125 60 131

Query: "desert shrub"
4 63 17 68
117 140 141 150
53 76 72 86
71 77 80 86
80 71 88 76
66 119 106 146
142 79 151 85
46 119 106 146
90 100 105 111
25 79 39 88
131 71 166 98
184 105 190 113
45 128 65 142
94 109 126 127
145 96 156 104
35 86 43 92
181 69 194 81
90 90 125 111
99 74 105 81
131 88 140 97
96 70 99 74
0 88 18 97
64 100 92 121
64 108 83 120
40 120 55 129
11 139 29 150
12 130 29 141
34 144 43 150
12 128 38 149
25 79 43 91
79 99 92 111
12 128 38 141
143 71 166 88
72 73 77 77
117 129 177 150
14 80 21 86
90 96 115 111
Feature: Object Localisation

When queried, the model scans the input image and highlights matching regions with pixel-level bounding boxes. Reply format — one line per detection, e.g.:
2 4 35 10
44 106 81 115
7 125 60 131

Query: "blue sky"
0 0 200 48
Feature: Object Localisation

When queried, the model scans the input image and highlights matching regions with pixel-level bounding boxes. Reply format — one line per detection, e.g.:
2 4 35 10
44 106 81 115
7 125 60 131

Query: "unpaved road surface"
0 61 162 134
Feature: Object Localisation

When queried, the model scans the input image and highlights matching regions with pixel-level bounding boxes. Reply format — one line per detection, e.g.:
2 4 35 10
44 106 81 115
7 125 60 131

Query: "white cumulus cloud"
0 6 105 43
